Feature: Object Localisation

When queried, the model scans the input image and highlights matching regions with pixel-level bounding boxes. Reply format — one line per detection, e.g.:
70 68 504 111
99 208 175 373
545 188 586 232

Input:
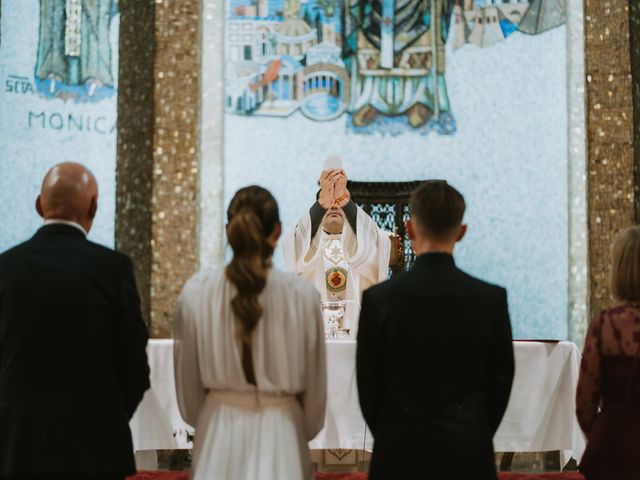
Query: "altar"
131 339 585 466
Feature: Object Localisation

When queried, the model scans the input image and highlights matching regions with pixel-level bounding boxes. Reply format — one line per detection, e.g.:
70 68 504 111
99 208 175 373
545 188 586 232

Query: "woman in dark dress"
577 226 640 480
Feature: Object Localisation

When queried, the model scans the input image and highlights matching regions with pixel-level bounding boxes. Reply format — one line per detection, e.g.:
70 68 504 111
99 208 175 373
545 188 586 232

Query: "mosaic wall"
221 0 577 340
584 0 637 318
224 0 565 135
0 0 119 251
567 0 588 345
114 0 637 341
4 0 637 341
116 0 200 337
116 0 156 329
147 0 200 338
630 1 640 222
199 0 227 272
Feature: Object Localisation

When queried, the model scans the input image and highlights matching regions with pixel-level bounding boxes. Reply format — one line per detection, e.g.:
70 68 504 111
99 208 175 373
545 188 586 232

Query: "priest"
283 165 401 335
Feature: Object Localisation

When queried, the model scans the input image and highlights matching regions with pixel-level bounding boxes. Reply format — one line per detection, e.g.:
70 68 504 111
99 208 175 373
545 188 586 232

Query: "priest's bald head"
36 162 99 234
407 180 467 255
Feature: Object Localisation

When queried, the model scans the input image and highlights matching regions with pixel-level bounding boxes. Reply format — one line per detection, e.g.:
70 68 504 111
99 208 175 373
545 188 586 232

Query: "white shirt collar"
43 219 88 236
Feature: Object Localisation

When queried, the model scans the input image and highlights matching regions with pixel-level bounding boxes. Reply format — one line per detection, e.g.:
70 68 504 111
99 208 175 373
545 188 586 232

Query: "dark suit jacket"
0 224 150 477
357 253 514 480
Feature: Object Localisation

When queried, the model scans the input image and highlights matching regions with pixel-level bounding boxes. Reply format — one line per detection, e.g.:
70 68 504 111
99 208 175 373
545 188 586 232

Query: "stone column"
116 0 201 338
568 0 589 345
584 0 638 318
115 0 155 331
630 2 640 220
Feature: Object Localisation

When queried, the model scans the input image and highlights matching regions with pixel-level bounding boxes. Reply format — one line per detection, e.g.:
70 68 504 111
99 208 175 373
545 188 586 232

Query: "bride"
174 186 327 480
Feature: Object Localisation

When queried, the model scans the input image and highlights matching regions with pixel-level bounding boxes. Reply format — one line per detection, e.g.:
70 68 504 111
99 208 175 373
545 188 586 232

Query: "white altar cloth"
131 339 585 464
494 341 586 465
309 340 370 450
130 339 193 450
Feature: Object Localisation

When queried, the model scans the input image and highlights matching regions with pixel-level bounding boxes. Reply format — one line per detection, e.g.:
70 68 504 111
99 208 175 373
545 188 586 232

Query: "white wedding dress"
174 268 327 480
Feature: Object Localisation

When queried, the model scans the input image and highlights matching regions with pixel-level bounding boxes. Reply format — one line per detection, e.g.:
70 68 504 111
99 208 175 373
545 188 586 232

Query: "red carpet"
128 471 584 480
499 475 584 480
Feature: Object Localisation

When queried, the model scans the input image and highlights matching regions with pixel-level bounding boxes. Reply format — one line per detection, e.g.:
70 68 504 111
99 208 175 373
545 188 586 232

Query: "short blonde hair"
611 226 640 302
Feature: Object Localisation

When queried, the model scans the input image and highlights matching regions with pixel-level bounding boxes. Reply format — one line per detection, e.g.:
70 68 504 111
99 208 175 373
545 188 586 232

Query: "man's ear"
405 219 415 240
88 196 98 220
456 224 467 243
36 195 44 218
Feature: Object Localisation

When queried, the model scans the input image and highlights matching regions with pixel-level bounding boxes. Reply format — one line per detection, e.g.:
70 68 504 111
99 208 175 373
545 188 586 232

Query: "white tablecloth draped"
131 339 586 464
309 341 371 451
494 341 586 465
130 339 193 450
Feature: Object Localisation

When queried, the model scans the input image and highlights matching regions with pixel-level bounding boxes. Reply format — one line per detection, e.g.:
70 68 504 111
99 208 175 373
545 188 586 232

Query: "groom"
0 163 150 479
357 180 514 479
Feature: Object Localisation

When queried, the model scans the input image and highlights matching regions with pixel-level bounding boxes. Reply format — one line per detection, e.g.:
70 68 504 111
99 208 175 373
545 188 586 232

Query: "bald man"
0 163 150 479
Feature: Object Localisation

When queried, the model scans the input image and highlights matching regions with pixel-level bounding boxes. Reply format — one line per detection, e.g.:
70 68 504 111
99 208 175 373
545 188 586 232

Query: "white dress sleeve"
298 285 327 440
173 285 207 428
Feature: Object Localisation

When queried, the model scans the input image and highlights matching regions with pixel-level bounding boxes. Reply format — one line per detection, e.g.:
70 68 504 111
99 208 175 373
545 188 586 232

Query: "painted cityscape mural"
225 0 566 135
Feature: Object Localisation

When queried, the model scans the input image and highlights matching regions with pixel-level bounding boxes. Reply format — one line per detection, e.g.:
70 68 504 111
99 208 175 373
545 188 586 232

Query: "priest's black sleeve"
309 201 327 238
342 199 358 234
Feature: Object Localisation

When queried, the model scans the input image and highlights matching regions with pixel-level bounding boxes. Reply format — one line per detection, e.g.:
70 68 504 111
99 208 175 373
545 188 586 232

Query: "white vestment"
282 206 391 336
174 268 327 480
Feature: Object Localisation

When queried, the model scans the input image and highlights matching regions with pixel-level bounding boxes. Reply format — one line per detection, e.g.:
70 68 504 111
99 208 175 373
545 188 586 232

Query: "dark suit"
357 253 514 480
0 224 150 478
